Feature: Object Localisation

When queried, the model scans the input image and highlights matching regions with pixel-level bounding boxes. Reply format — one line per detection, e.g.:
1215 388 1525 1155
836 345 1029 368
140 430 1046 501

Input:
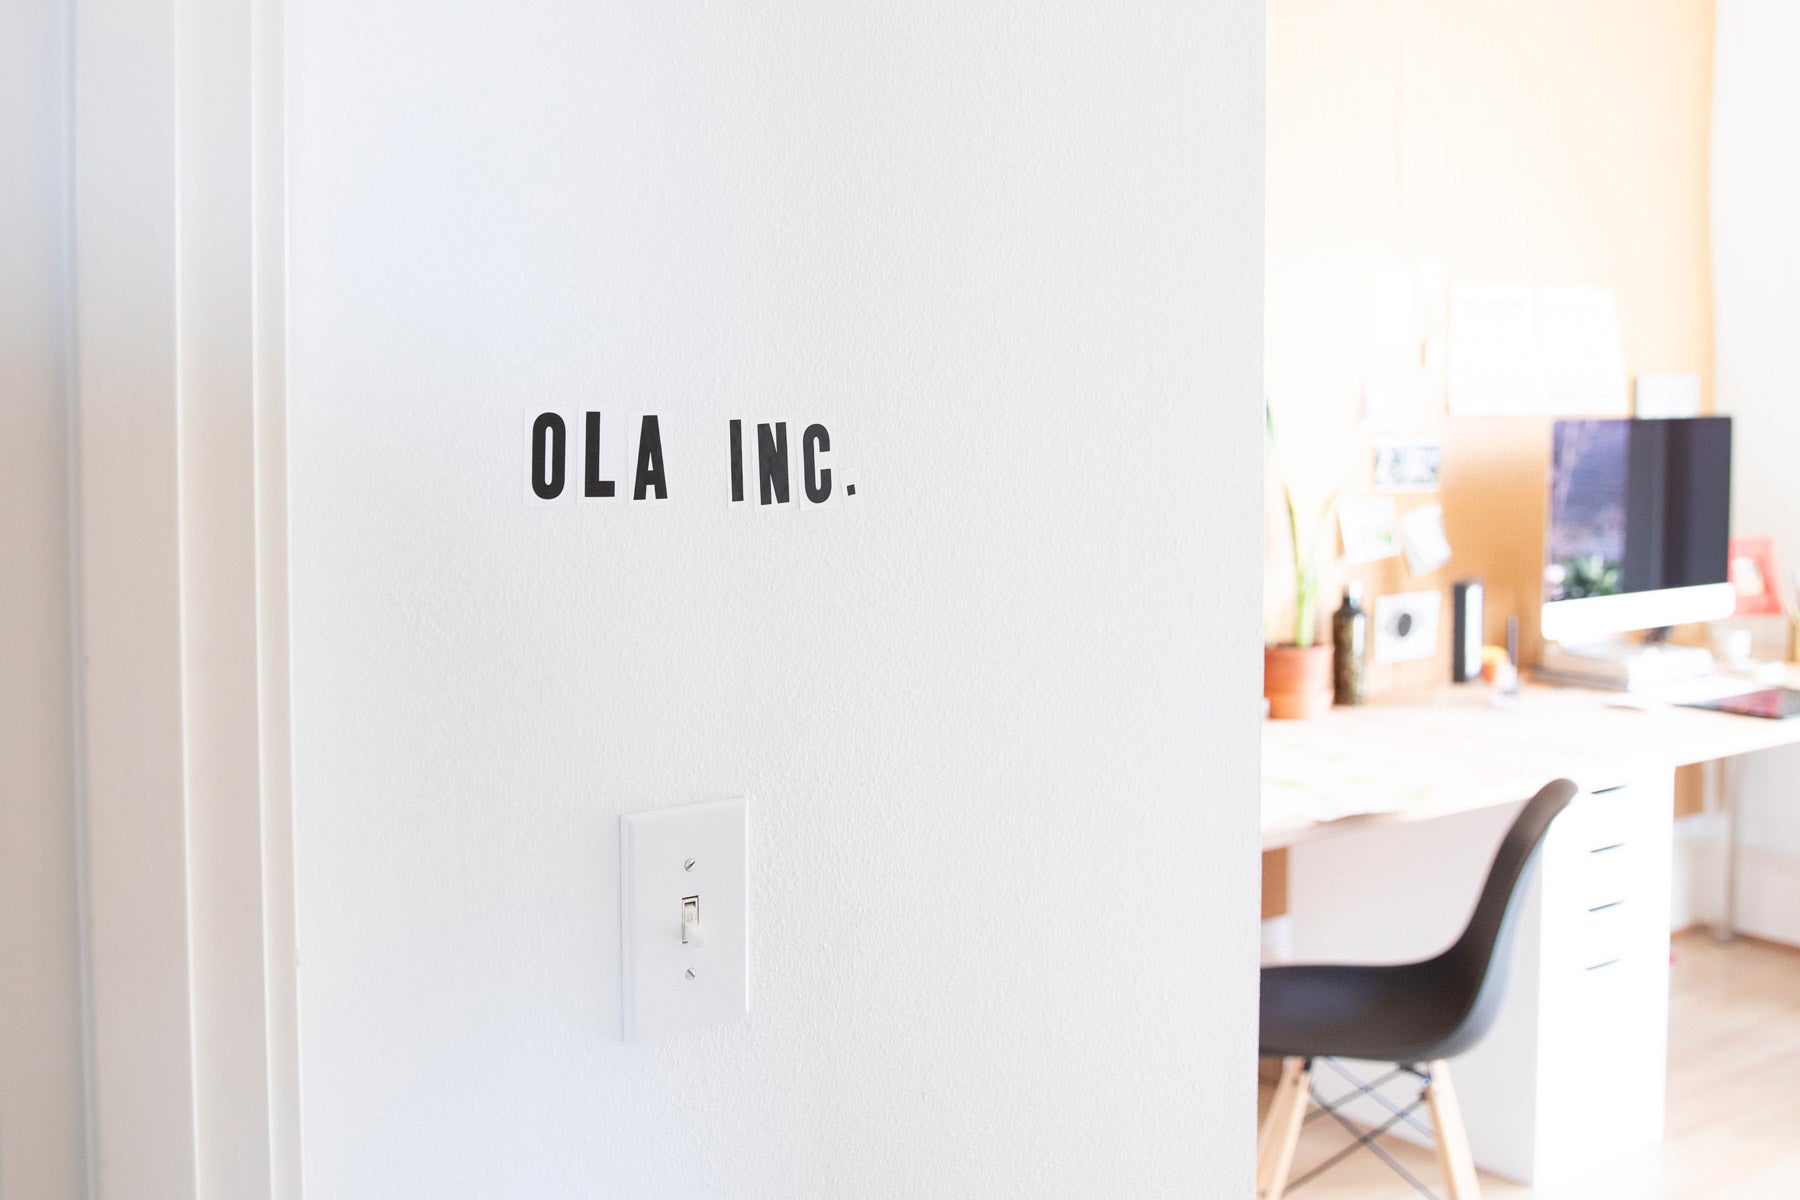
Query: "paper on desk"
1262 778 1421 827
1261 738 1438 826
1261 703 1508 831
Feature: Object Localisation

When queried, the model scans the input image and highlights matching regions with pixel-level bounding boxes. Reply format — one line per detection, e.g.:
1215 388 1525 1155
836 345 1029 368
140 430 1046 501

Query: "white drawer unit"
1509 779 1672 1184
1286 777 1674 1186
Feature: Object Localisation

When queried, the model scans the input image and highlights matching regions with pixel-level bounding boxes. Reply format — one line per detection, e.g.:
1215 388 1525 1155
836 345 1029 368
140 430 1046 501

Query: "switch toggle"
619 796 748 1039
681 896 705 947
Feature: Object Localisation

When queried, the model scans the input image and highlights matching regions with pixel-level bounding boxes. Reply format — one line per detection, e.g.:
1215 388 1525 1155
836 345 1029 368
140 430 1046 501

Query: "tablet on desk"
1681 687 1800 720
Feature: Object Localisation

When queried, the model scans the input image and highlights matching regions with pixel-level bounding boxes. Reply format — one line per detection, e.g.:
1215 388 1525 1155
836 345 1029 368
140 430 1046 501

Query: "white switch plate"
620 797 748 1039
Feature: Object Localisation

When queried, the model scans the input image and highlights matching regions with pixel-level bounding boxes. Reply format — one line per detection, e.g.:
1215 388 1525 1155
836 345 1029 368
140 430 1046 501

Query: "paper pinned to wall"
1446 282 1630 417
1401 502 1453 575
1416 258 1447 325
1634 373 1703 417
1364 376 1422 430
1447 283 1540 415
1369 264 1417 350
1535 285 1628 415
1338 496 1402 564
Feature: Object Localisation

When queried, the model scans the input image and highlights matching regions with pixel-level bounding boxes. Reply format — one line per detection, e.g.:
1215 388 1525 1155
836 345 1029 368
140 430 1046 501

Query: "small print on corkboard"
1373 440 1440 492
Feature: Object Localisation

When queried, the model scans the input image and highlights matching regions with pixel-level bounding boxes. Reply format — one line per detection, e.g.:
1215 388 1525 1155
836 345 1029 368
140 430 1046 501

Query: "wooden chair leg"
1425 1059 1482 1200
1256 1057 1311 1200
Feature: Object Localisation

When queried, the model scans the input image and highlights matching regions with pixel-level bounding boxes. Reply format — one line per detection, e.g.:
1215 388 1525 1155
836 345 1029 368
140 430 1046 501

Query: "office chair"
1256 777 1578 1200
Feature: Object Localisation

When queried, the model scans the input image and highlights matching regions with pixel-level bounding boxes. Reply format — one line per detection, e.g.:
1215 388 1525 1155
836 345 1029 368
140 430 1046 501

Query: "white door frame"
70 0 300 1194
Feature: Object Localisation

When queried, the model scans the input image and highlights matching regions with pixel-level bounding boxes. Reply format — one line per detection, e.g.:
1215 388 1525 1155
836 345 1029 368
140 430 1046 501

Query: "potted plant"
1265 401 1339 719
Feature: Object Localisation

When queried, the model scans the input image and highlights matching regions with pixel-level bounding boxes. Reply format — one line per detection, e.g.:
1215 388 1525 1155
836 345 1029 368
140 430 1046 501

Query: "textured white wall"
288 3 1264 1196
0 0 86 1195
1713 0 1800 943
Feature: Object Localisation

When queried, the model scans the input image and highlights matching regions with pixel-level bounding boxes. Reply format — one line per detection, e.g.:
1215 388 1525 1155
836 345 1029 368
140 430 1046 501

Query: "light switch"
619 796 747 1039
680 896 704 946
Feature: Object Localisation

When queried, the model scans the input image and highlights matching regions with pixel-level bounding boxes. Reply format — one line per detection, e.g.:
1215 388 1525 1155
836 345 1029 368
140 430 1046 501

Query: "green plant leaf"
1267 399 1342 647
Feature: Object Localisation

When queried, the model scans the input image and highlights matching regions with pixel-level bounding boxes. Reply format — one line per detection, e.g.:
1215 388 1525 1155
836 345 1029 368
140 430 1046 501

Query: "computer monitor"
1541 416 1734 645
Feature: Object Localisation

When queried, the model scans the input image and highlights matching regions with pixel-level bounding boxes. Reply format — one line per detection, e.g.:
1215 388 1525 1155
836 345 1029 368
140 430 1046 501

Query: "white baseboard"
1734 846 1800 947
1669 814 1800 947
1670 815 1719 932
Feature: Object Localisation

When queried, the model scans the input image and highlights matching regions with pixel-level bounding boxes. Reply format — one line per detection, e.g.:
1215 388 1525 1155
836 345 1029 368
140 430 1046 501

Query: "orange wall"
1265 0 1715 684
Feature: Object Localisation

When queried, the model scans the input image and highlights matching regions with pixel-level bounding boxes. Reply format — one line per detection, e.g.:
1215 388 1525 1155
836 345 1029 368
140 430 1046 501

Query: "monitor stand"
1539 637 1716 693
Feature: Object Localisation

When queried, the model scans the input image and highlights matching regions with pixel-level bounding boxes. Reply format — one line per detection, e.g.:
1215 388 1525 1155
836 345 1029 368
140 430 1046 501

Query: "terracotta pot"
1264 643 1334 720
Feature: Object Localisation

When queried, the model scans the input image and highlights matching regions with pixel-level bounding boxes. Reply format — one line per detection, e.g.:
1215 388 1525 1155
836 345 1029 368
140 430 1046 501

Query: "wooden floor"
1257 935 1800 1199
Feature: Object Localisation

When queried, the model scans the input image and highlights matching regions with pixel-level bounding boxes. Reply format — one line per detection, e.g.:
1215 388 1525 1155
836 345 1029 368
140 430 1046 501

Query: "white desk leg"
1708 757 1738 945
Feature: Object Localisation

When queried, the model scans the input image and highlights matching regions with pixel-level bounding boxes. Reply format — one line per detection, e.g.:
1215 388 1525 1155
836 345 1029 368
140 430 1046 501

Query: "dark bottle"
1333 582 1367 706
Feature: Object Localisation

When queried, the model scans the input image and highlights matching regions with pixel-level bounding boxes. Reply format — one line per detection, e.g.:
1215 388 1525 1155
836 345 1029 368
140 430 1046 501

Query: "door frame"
70 0 300 1193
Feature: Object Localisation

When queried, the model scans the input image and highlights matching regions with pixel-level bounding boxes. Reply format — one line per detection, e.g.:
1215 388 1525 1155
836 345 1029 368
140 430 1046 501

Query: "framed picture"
1373 589 1442 664
1728 536 1784 616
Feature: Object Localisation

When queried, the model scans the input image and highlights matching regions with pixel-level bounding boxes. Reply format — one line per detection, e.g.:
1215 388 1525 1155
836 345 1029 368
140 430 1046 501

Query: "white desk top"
1262 672 1800 850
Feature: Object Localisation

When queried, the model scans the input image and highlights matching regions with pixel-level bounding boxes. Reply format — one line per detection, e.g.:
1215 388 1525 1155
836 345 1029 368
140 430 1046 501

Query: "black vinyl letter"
729 419 745 503
633 414 668 500
584 412 615 498
531 413 566 500
802 423 832 503
757 422 789 505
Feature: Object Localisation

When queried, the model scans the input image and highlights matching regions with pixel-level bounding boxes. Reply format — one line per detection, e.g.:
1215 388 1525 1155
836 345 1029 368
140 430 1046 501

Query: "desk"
1259 674 1800 1185
1264 674 1800 848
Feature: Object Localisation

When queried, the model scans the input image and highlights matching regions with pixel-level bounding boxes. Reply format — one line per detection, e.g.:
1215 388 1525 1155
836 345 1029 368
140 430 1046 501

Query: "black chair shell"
1260 777 1579 1063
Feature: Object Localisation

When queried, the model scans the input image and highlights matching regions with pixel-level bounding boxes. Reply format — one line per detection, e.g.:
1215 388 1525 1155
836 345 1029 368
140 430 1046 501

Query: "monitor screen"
1545 416 1732 606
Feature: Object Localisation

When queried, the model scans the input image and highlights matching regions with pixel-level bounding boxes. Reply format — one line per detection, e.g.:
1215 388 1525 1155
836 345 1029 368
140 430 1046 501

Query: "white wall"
0 0 87 1195
1713 0 1800 945
287 2 1265 1197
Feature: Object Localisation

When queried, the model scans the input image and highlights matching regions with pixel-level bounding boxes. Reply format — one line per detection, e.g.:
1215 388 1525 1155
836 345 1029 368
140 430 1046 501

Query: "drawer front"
1540 782 1672 994
1580 840 1632 912
1575 899 1631 970
1534 780 1673 1177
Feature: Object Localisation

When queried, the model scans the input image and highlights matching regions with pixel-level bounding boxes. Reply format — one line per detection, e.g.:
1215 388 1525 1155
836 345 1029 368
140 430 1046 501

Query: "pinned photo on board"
1373 440 1441 492
1338 496 1403 565
1402 503 1454 576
